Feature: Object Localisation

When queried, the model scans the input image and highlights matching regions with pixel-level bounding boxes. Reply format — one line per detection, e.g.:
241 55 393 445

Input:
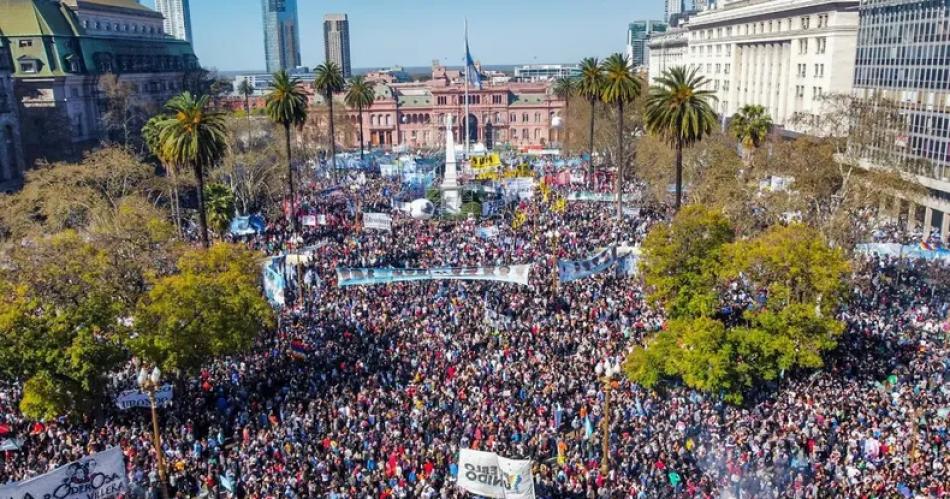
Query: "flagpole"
464 19 470 158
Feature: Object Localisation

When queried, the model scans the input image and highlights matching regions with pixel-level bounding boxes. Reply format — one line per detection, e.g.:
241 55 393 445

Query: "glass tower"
262 0 301 73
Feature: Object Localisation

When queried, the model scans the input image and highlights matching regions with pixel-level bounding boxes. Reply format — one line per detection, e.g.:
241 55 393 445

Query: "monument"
442 114 462 214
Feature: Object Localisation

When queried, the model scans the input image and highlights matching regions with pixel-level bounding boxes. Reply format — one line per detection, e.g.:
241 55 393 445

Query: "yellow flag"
553 197 567 213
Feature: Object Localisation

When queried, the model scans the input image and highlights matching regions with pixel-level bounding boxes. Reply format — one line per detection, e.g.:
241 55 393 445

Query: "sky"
142 0 665 72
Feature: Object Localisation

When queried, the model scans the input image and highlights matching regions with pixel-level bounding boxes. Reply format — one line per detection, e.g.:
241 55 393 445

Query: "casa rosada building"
226 62 567 150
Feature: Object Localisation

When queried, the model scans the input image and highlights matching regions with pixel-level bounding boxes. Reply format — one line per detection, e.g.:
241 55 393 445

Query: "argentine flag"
465 25 482 90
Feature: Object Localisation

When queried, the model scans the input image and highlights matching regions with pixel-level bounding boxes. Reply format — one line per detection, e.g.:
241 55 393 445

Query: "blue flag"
465 24 482 90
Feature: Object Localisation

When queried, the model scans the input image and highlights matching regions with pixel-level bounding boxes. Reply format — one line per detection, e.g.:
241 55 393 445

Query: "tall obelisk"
442 114 461 213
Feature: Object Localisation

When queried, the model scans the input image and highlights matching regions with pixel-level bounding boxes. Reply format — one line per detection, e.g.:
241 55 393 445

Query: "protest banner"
114 384 173 410
457 448 535 499
363 212 393 232
336 264 532 287
0 447 128 499
557 247 616 282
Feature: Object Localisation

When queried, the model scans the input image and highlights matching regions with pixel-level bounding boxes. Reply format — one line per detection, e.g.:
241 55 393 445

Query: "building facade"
683 0 860 131
262 0 300 73
626 20 668 68
512 64 579 82
849 0 950 241
323 13 351 78
155 0 191 43
0 0 199 163
0 41 24 189
666 0 685 23
647 28 689 82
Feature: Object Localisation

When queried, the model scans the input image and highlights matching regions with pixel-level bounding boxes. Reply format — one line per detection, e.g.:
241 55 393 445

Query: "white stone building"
647 28 689 84
665 0 861 132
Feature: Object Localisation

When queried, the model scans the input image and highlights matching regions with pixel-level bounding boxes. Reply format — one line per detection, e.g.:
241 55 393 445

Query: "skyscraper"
262 0 301 73
324 14 351 78
155 0 192 43
626 20 668 68
665 0 684 23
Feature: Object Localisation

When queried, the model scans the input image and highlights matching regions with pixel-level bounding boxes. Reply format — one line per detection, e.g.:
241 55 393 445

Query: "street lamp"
134 360 169 499
595 359 622 477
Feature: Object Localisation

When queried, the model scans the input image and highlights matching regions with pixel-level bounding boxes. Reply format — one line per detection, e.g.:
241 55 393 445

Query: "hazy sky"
142 0 665 71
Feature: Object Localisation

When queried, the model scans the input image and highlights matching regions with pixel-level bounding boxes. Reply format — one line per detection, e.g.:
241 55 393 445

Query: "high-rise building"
155 0 192 43
665 0 685 23
849 0 950 241
626 20 668 68
262 0 301 73
323 14 351 78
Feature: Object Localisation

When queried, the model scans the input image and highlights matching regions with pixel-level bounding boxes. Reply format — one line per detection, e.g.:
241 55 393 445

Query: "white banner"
114 385 173 410
301 215 317 227
457 448 535 499
337 264 532 287
363 212 393 231
0 447 128 499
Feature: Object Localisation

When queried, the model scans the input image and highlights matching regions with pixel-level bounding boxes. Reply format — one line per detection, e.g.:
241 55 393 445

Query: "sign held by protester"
114 385 173 410
336 264 532 287
363 212 393 231
457 448 535 499
557 247 616 282
0 446 128 499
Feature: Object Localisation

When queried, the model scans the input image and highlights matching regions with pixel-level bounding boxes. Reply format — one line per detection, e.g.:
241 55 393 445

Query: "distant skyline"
141 0 665 71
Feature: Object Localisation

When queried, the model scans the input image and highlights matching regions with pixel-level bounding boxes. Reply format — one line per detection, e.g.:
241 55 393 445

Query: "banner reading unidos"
457 448 535 499
114 384 173 410
0 447 128 499
336 264 532 287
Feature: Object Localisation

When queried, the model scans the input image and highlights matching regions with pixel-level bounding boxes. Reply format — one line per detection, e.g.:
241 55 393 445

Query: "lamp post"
595 359 622 477
135 362 169 499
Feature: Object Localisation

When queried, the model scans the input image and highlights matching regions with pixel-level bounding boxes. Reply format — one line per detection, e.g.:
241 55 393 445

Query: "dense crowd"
1 164 948 498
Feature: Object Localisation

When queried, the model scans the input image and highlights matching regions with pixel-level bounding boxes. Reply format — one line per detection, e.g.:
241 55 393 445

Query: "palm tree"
730 104 773 167
552 76 576 149
313 62 346 181
345 76 375 161
264 70 308 232
237 79 254 150
600 53 641 227
157 92 229 248
142 115 183 237
577 57 604 187
644 66 717 211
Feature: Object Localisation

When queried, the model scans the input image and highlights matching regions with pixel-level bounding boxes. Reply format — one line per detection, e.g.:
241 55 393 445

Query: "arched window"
385 114 391 126
522 129 528 140
522 113 528 123
534 129 540 140
535 112 541 123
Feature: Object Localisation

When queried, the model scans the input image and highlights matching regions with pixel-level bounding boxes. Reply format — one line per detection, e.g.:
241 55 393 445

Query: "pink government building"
351 62 566 150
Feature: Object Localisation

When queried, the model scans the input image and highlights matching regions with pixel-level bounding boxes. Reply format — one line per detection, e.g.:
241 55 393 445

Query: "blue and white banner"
557 247 617 282
262 256 286 307
482 200 503 217
457 448 534 499
855 243 950 262
337 264 532 287
229 214 265 236
115 384 173 410
0 447 128 499
476 226 500 239
566 192 640 203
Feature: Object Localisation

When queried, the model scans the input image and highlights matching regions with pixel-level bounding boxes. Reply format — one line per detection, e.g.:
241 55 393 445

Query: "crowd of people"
1 163 948 498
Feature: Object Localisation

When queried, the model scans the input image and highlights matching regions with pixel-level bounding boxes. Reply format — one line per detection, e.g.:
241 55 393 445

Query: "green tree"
237 79 255 150
553 77 576 148
264 70 308 232
345 76 375 161
645 66 718 210
640 205 735 319
131 243 275 373
730 104 772 166
577 57 604 185
143 115 184 237
600 53 642 226
155 92 230 248
0 231 130 418
204 183 236 237
313 62 346 180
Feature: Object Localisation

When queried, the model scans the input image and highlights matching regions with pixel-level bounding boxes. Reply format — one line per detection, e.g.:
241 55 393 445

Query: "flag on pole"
465 23 482 90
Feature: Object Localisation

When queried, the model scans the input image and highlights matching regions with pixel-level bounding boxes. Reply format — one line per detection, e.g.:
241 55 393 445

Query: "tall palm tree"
577 57 604 187
237 79 254 150
600 53 641 227
552 76 576 149
264 70 308 232
730 104 773 167
345 76 375 161
645 66 717 211
313 62 346 181
142 115 182 237
157 92 229 248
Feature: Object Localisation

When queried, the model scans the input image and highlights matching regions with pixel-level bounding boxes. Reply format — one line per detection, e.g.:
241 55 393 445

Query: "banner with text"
363 212 393 232
566 191 640 203
457 448 535 499
0 447 128 499
114 385 173 410
557 247 616 282
337 264 532 287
